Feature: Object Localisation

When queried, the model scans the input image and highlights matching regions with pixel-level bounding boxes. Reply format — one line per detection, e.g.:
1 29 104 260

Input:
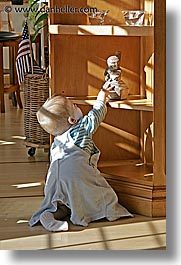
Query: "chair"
0 1 22 113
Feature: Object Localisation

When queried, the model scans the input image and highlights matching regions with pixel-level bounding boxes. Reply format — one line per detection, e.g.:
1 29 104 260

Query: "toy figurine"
104 51 129 100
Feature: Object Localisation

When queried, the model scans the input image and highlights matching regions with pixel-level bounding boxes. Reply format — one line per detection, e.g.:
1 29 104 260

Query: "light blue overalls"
29 129 132 227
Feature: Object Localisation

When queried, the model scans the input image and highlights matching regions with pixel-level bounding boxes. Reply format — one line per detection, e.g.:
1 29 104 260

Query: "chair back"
0 1 14 31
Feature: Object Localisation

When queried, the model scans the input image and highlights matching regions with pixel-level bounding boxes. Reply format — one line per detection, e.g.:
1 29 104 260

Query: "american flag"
16 21 43 84
29 59 44 75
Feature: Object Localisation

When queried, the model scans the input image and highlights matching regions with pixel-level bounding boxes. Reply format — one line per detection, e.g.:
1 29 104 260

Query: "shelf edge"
49 25 154 37
68 97 153 112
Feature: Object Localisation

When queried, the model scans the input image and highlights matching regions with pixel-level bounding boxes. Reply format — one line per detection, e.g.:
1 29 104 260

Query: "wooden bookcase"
48 0 166 217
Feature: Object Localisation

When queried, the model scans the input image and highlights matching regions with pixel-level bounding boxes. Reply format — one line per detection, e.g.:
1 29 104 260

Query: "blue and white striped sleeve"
69 98 107 153
82 99 107 135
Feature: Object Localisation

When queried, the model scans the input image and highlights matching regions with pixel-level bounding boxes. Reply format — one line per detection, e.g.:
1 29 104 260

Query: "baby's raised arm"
82 83 114 135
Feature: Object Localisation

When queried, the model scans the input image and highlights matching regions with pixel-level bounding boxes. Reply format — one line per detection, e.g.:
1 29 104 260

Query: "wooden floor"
0 94 166 250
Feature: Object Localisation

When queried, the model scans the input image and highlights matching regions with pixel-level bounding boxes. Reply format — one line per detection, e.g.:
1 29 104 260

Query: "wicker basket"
24 73 50 146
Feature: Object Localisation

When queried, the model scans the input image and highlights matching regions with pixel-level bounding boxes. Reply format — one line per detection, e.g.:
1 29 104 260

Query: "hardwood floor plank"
0 162 47 197
0 95 49 163
0 197 43 219
57 234 166 250
0 215 166 250
0 146 49 163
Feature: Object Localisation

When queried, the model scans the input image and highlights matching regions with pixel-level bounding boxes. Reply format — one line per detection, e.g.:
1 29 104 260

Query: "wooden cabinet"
48 0 166 217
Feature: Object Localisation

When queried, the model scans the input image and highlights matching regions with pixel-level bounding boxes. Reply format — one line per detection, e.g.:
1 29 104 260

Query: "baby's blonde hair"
37 96 72 136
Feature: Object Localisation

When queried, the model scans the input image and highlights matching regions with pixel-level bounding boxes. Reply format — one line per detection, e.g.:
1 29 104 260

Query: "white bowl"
122 10 145 26
87 10 109 25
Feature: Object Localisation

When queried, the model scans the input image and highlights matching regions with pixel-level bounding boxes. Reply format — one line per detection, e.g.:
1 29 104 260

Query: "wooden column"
153 0 166 186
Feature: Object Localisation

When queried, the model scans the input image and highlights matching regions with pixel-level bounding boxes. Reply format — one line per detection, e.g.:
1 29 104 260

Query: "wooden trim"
0 43 5 112
49 25 154 36
106 178 166 217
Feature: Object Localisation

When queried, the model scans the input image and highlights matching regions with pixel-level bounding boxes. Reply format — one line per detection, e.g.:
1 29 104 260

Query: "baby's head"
37 96 83 136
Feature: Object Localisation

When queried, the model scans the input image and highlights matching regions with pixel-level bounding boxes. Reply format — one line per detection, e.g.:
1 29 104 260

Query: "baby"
29 84 133 232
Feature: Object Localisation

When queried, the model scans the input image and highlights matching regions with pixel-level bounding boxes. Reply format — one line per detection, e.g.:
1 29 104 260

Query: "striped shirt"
69 100 107 155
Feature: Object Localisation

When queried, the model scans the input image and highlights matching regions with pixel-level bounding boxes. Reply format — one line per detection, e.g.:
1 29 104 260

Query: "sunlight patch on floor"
12 182 42 189
16 220 29 224
0 140 15 145
11 136 26 140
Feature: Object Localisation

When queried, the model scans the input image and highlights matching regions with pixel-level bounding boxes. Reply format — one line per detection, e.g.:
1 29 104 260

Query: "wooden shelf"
97 159 165 217
68 95 153 112
48 1 166 218
98 159 153 186
49 25 154 36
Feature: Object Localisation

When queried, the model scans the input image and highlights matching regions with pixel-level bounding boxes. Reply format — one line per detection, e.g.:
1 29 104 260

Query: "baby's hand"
97 82 115 103
102 82 115 97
